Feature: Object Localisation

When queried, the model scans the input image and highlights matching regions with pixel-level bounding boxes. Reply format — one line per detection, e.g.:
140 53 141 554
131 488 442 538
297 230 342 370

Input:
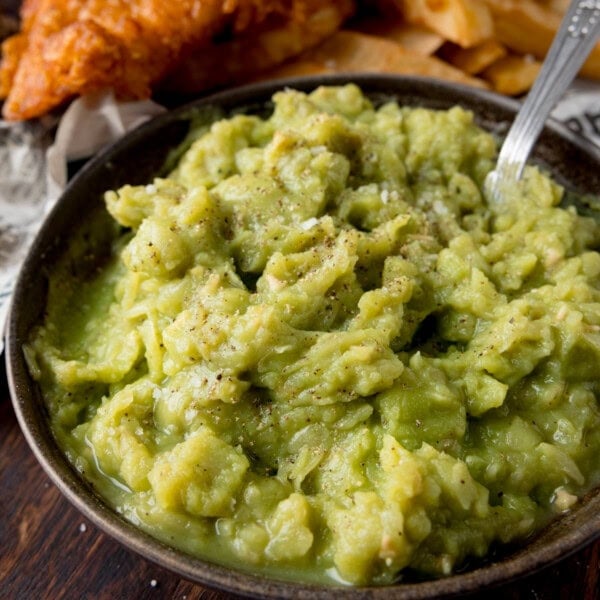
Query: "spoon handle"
494 0 600 181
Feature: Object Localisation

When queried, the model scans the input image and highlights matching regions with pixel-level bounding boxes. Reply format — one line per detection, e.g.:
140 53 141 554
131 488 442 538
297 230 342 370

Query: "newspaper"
0 84 599 353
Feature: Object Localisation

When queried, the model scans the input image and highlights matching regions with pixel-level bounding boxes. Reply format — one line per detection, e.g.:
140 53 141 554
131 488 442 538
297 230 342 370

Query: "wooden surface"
1 364 599 600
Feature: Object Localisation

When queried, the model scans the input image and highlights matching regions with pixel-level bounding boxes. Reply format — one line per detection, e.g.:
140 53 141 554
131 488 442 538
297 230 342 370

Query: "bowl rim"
6 73 600 599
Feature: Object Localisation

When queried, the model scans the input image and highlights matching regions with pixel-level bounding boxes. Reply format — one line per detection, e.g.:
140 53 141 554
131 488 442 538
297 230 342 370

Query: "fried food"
255 30 487 89
368 0 600 93
483 0 600 79
440 39 507 75
482 53 541 96
0 0 321 120
382 0 494 48
161 0 355 94
350 17 445 56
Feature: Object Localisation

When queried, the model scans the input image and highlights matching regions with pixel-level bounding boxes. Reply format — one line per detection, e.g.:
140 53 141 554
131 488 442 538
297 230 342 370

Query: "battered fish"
161 0 354 94
0 0 322 120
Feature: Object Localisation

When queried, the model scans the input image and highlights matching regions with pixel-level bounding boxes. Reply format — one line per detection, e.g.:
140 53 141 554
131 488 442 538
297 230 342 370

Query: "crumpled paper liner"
0 90 164 353
0 83 599 353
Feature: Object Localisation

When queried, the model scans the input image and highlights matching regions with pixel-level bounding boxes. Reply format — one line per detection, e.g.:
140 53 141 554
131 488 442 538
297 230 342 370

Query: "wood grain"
1 366 598 600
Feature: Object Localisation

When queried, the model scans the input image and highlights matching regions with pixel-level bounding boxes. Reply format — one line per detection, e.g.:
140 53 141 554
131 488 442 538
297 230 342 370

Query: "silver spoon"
485 0 600 203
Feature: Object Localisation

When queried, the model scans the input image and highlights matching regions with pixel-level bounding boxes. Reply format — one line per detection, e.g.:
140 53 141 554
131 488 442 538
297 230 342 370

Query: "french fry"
351 18 445 56
483 0 600 80
258 30 488 88
442 38 507 75
482 53 541 96
391 0 494 48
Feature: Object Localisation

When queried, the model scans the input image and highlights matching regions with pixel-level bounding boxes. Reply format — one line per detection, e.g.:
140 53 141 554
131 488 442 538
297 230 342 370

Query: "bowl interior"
6 74 600 599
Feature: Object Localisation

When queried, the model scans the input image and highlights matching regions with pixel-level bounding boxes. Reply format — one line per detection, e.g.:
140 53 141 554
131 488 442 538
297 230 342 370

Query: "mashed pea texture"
27 85 600 585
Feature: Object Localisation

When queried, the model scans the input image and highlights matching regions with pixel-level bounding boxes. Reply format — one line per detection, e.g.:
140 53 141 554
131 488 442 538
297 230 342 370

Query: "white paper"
0 117 53 352
0 90 165 352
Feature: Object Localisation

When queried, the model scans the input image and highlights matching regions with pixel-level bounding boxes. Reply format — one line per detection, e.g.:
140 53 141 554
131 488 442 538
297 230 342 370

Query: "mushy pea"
26 84 600 585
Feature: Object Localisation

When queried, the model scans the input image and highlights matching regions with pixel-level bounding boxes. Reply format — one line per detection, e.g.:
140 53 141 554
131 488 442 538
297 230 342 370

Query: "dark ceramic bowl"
6 74 600 599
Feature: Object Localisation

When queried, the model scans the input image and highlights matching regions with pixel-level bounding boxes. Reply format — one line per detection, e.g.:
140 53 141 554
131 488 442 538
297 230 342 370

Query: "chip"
255 30 487 89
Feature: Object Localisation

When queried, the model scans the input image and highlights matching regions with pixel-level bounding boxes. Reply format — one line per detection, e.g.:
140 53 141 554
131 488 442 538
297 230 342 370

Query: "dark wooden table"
1 361 598 600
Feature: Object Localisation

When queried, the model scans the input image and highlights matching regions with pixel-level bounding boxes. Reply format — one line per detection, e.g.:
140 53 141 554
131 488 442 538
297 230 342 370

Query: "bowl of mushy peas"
6 75 600 598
